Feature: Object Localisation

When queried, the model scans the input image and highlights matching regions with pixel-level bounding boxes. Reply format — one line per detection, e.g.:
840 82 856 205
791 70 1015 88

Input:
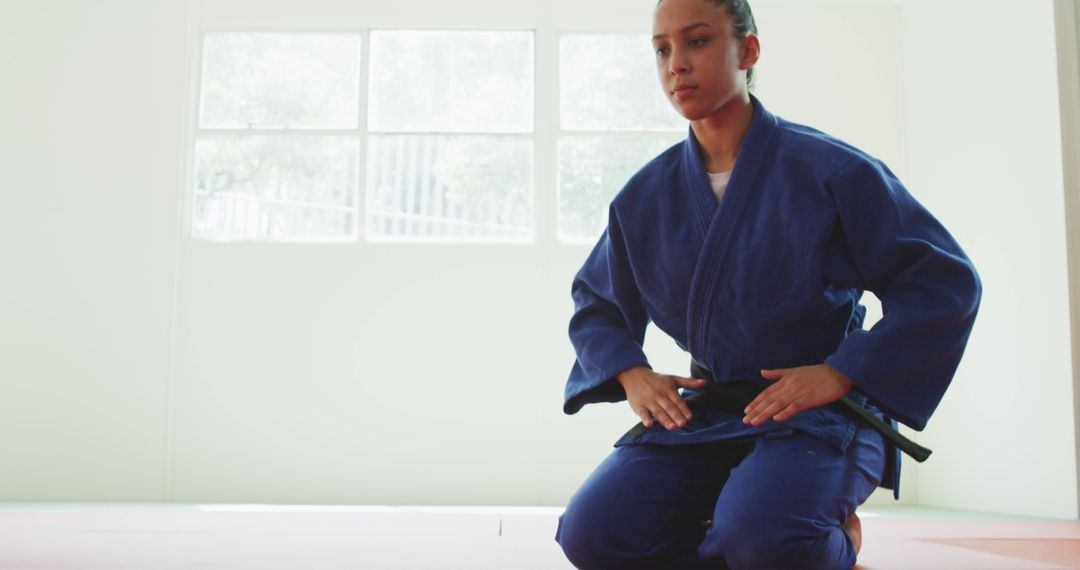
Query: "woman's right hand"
616 366 708 431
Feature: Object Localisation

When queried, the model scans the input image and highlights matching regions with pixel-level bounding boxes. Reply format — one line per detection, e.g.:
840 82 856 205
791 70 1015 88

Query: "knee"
701 514 838 570
703 531 801 570
555 509 592 569
555 505 633 570
555 508 614 570
555 504 663 570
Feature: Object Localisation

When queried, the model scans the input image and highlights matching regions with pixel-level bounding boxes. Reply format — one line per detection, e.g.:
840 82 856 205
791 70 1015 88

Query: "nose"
668 49 690 76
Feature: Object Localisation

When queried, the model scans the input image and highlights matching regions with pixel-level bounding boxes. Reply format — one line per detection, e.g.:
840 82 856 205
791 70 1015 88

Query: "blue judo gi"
555 95 981 569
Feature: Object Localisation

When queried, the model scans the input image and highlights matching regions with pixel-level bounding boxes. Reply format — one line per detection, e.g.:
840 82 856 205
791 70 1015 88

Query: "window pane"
367 135 532 241
558 134 685 244
193 135 359 241
200 33 361 129
368 31 533 133
560 34 684 131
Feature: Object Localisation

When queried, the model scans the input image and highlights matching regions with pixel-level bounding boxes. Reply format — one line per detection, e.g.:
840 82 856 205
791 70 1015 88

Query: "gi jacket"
564 95 981 498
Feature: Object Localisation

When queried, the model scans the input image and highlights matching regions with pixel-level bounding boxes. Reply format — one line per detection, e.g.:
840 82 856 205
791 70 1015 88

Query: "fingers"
760 368 785 381
628 395 654 428
742 365 851 426
771 403 802 423
745 398 803 425
675 376 708 389
649 396 692 430
667 390 694 424
744 399 786 426
744 382 784 416
744 380 794 426
632 399 679 430
638 393 693 431
628 372 700 431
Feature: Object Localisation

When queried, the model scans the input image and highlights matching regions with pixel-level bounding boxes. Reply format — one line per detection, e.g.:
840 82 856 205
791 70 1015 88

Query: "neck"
691 93 754 173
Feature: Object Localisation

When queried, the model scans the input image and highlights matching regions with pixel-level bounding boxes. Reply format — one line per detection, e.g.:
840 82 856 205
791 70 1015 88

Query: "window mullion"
358 29 372 243
534 26 559 246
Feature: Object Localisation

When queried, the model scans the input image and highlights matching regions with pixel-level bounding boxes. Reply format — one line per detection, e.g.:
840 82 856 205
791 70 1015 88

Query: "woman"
554 0 981 568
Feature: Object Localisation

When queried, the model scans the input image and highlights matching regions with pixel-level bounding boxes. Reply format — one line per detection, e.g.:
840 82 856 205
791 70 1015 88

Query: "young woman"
554 0 981 568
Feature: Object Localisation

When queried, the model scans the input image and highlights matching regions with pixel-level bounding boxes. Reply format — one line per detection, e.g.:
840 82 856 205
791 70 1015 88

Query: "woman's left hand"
743 364 854 426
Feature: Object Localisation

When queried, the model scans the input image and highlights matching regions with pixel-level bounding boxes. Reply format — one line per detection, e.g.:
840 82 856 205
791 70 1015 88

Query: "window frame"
188 29 367 243
181 24 681 245
364 29 537 244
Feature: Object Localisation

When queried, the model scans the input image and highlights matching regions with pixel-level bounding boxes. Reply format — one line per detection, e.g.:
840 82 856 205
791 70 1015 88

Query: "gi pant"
554 420 886 569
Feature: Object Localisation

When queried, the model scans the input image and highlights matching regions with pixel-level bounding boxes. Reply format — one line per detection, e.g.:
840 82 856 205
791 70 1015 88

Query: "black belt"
622 361 932 463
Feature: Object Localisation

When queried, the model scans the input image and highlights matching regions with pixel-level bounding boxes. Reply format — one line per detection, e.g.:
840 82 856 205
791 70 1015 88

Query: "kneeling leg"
698 425 885 569
556 442 751 570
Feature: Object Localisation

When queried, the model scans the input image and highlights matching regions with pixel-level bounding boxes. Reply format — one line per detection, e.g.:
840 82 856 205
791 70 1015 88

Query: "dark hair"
658 0 759 88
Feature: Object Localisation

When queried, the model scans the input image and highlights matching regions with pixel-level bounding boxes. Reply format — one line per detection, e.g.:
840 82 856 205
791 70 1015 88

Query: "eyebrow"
652 21 711 41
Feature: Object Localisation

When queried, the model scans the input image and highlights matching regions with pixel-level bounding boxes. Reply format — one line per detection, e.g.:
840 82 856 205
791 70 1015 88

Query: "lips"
671 85 696 100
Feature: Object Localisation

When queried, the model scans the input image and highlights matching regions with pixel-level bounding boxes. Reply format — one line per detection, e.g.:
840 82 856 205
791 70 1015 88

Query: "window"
189 31 683 244
366 31 534 242
557 34 685 244
194 33 362 241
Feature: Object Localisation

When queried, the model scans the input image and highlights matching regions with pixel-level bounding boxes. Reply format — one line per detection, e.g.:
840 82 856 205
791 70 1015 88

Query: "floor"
0 503 1076 569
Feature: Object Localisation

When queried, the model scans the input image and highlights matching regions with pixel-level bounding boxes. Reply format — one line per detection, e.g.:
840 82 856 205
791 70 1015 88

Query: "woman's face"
652 0 757 121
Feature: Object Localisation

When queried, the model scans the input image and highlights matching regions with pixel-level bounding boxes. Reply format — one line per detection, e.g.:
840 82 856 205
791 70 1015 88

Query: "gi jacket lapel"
684 95 780 361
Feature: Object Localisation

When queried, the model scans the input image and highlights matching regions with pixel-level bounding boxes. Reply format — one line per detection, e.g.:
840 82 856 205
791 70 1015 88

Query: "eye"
689 37 708 47
655 45 670 57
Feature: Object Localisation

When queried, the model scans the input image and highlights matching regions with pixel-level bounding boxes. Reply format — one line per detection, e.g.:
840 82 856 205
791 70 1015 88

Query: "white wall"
1056 0 1080 520
0 0 187 500
902 0 1078 519
9 0 1058 513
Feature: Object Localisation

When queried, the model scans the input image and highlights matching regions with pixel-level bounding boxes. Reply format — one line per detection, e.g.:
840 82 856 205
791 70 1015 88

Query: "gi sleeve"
823 156 982 431
564 204 652 414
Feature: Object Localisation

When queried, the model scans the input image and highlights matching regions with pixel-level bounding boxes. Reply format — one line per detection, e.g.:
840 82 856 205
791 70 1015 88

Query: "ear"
739 34 761 69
